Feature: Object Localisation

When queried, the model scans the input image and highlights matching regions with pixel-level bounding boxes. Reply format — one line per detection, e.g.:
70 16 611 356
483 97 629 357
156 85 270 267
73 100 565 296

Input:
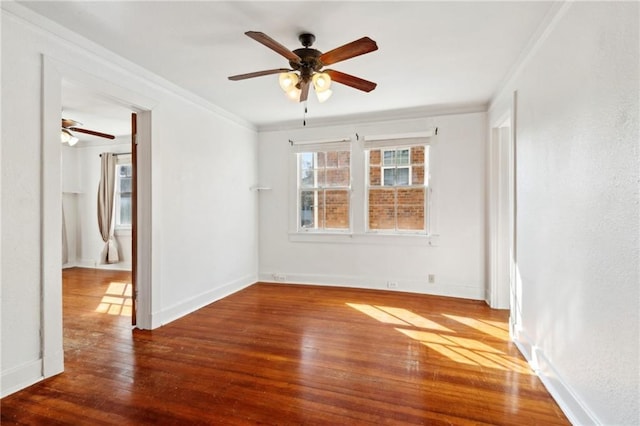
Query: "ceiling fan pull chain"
303 104 308 126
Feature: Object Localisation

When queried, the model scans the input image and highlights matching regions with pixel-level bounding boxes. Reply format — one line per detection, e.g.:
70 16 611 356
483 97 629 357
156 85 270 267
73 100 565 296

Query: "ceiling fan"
228 31 378 103
61 118 115 146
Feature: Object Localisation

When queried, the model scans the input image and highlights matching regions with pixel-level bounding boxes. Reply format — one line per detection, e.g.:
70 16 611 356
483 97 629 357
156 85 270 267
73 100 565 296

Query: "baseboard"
513 330 599 425
257 272 484 300
73 259 132 271
155 274 257 327
1 359 42 398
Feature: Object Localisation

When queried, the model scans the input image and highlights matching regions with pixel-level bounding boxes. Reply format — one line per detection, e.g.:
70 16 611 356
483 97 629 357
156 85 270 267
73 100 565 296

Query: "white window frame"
364 134 432 236
381 148 412 186
292 138 352 234
114 156 132 230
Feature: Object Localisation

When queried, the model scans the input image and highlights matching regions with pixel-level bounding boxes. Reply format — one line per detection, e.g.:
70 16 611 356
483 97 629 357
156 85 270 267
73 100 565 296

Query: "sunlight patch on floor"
376 306 454 332
346 303 411 326
442 314 510 341
96 281 132 316
347 303 532 374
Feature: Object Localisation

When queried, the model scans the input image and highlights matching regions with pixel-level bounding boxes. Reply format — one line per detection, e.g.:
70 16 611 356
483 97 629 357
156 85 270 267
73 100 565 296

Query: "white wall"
489 2 639 425
1 5 258 396
258 111 486 299
62 140 133 270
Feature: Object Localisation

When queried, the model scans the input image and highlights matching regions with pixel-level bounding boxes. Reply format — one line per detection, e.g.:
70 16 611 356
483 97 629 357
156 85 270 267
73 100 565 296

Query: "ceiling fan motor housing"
290 48 323 79
289 33 324 81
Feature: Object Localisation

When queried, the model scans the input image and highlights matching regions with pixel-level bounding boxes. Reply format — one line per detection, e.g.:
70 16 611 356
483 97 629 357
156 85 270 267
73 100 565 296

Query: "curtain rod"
99 152 131 157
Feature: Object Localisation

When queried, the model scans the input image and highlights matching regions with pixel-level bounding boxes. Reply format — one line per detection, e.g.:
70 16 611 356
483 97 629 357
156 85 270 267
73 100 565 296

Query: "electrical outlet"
428 274 436 284
387 281 398 289
273 273 286 282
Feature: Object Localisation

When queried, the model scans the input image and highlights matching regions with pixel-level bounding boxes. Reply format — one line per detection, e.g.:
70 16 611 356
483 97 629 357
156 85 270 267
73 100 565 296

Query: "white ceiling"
20 1 556 132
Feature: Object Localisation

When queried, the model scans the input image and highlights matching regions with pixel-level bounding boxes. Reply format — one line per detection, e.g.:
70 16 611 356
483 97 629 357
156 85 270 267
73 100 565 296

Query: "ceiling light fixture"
61 129 79 146
229 31 378 106
279 70 333 103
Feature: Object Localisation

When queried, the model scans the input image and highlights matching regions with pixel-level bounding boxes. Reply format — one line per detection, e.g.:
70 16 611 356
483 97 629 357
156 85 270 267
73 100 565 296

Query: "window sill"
288 232 439 246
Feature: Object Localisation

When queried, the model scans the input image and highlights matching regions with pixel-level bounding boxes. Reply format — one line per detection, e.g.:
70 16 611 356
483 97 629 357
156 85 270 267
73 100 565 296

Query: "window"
115 163 132 228
367 145 429 233
382 148 411 186
298 150 351 231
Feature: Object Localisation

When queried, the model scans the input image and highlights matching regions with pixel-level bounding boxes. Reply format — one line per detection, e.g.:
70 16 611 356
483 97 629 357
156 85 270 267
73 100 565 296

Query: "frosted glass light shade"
312 72 331 92
279 72 299 91
61 129 71 143
286 87 301 101
316 89 332 103
61 129 79 145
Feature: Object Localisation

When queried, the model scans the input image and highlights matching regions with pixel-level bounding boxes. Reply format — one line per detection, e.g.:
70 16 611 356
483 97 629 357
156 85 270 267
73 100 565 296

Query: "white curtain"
97 153 119 264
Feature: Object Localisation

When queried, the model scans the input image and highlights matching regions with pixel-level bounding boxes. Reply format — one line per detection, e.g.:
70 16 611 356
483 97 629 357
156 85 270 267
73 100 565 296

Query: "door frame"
488 109 515 310
42 56 155 378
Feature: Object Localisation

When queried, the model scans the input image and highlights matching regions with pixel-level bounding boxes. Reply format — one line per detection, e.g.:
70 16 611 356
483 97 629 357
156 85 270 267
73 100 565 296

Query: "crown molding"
489 1 573 111
258 102 487 132
1 1 256 132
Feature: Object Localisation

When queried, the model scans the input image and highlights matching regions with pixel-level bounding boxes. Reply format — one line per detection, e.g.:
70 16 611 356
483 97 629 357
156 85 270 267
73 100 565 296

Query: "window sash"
297 149 351 232
115 162 132 228
366 145 429 233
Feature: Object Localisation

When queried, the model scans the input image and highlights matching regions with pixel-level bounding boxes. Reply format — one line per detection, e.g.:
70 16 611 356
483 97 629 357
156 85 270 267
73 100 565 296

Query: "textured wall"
490 2 639 424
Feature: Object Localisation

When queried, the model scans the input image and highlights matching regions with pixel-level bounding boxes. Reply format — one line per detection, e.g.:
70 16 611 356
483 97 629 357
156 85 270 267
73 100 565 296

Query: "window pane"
396 167 410 186
397 149 410 166
369 150 381 166
326 168 349 187
300 190 316 228
411 146 425 165
120 177 132 193
119 164 132 178
412 165 425 185
368 188 395 230
397 188 425 230
300 153 315 187
338 151 350 168
326 151 338 168
369 166 381 186
316 169 326 187
383 150 395 166
383 168 395 186
324 190 349 229
119 194 132 226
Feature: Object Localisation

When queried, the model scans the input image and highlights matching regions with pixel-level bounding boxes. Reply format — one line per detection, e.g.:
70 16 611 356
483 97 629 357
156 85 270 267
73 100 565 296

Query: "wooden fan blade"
299 80 310 102
245 31 301 62
69 127 115 140
228 68 291 81
62 118 82 128
319 37 378 66
325 70 377 92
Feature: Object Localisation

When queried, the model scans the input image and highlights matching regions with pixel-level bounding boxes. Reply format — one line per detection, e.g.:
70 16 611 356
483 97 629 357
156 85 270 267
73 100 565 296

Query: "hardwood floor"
1 268 569 425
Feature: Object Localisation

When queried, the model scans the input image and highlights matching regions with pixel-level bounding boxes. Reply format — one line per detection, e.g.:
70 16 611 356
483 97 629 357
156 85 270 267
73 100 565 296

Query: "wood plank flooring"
1 268 569 425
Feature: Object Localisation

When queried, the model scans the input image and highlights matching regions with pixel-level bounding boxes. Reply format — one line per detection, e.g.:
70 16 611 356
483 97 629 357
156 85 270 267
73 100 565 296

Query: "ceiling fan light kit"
60 117 116 145
229 31 378 104
60 129 79 146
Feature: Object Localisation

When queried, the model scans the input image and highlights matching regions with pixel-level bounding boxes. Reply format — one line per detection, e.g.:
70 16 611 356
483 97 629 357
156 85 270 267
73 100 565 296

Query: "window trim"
293 137 353 234
364 132 434 236
114 157 132 230
288 131 438 242
381 148 412 187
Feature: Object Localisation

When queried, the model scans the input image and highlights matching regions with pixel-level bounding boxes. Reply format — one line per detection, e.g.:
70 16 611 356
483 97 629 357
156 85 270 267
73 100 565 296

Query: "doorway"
42 56 153 379
60 83 135 325
488 113 515 311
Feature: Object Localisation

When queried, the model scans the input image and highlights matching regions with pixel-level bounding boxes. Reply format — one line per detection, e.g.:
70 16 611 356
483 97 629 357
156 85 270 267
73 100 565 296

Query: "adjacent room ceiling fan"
61 118 115 146
228 31 378 103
